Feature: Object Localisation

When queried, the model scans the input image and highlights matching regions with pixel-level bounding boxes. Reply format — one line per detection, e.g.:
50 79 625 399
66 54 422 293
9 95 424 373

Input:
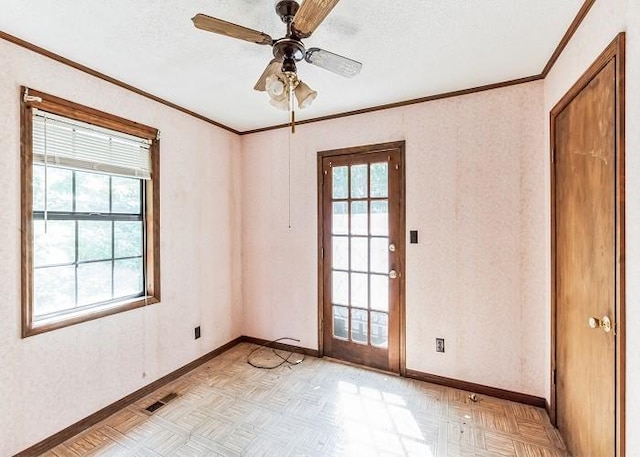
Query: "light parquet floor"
44 343 568 457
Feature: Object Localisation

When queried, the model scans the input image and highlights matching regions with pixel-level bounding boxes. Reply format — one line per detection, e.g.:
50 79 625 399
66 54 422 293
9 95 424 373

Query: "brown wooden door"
319 142 405 373
553 59 619 456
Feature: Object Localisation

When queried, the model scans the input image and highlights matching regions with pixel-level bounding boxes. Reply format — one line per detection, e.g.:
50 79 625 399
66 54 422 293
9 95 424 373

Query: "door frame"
549 33 625 456
317 140 407 375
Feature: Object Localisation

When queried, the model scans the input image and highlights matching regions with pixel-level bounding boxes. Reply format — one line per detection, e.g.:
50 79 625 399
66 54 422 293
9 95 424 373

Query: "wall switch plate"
410 230 419 244
194 326 201 339
436 338 445 353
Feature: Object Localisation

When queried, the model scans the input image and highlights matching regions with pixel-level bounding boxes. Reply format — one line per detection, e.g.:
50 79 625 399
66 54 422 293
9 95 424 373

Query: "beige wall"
0 40 243 456
241 81 547 397
543 0 638 449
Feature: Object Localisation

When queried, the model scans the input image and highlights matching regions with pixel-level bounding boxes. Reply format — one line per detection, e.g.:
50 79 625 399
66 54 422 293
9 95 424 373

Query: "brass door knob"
588 316 612 333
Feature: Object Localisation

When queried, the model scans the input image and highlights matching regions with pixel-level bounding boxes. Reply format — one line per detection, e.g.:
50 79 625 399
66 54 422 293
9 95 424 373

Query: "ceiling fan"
192 0 362 111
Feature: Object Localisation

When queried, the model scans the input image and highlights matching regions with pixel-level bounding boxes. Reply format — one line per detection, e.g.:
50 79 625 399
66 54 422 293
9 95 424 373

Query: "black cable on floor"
247 337 306 369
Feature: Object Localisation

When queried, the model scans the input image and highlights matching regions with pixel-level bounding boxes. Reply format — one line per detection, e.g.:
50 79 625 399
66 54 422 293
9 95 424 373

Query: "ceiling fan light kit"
192 0 361 121
266 74 317 112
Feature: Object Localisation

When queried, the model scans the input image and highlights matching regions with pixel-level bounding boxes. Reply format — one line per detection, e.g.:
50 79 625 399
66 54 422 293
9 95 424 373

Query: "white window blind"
32 109 152 179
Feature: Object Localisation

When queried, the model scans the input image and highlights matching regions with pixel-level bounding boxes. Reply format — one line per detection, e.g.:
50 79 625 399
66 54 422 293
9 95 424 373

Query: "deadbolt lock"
588 315 612 333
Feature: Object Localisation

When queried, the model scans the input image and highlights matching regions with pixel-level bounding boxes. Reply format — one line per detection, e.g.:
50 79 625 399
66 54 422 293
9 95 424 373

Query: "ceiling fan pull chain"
290 82 296 134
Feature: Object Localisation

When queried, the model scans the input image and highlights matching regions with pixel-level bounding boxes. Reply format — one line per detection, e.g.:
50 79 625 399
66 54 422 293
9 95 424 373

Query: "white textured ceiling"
0 0 583 132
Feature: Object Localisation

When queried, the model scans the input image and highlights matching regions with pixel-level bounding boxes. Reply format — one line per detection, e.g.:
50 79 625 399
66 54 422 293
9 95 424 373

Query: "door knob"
588 315 612 333
389 243 396 252
389 270 398 279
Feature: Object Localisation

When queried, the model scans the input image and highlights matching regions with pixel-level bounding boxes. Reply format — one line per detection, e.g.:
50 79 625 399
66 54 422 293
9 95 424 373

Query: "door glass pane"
333 305 348 339
332 271 349 305
371 201 388 236
370 274 389 312
33 165 73 212
350 237 368 272
333 202 348 235
332 166 348 199
114 221 143 258
114 257 143 297
350 164 367 198
112 176 141 214
350 272 368 308
351 308 368 344
77 261 112 306
371 312 388 348
370 237 389 274
33 220 75 267
34 266 75 317
351 201 368 235
326 153 399 353
75 172 110 213
370 163 388 198
332 236 348 270
78 221 112 262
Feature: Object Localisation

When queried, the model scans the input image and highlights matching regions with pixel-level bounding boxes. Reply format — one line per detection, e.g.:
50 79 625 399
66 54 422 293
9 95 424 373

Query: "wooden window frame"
20 87 161 337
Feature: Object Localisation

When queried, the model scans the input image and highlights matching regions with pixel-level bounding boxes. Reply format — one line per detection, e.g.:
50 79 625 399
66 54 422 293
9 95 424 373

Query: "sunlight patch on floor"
336 380 435 456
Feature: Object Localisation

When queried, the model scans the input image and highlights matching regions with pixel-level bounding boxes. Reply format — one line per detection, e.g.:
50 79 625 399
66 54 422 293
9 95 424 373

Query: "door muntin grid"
331 161 389 348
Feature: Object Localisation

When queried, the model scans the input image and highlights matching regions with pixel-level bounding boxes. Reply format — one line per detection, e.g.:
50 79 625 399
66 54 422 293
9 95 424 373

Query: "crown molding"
541 0 597 77
241 74 544 135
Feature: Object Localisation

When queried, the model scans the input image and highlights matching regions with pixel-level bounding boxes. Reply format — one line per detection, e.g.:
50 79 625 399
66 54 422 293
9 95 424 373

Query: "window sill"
23 295 160 338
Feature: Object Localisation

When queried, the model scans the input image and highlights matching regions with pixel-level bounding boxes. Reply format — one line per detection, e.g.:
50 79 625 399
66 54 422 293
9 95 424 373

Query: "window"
21 87 160 337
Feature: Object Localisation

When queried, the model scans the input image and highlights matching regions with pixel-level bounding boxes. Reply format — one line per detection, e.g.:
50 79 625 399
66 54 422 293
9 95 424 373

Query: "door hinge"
551 147 555 163
552 368 556 385
321 248 324 259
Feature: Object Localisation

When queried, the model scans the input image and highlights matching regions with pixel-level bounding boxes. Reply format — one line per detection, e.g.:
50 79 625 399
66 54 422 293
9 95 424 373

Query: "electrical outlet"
436 338 445 353
194 326 201 339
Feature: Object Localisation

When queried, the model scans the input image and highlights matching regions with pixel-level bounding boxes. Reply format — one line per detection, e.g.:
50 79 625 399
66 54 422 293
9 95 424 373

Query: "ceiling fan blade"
292 0 341 37
192 14 273 45
254 59 283 91
305 47 362 78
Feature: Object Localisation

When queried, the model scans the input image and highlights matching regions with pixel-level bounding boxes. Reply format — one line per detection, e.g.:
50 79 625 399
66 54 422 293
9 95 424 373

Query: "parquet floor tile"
46 343 568 456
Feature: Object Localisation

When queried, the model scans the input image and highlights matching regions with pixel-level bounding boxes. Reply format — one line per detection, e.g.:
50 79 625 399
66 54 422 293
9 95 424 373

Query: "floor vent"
144 392 178 414
144 401 164 413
